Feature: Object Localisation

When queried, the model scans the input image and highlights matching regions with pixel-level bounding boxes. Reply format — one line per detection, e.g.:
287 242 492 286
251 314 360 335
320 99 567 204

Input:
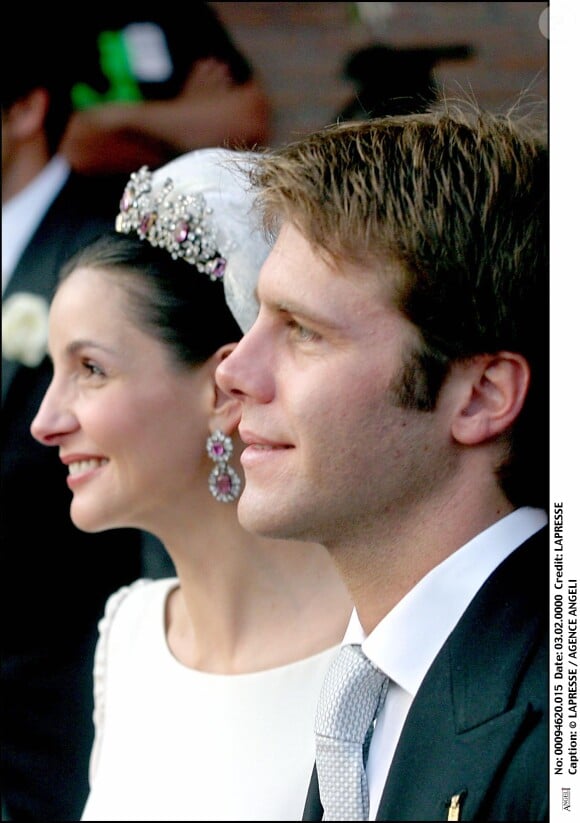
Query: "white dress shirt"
340 506 547 820
2 155 70 294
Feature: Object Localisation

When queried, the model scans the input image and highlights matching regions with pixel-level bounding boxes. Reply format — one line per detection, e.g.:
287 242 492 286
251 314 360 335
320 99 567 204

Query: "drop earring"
206 430 241 503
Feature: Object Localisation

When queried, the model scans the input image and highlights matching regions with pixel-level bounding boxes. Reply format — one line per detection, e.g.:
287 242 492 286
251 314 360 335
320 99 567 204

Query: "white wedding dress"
81 578 339 821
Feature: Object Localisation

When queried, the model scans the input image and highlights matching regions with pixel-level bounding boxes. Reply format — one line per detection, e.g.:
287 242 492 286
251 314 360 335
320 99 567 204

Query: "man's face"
216 222 457 549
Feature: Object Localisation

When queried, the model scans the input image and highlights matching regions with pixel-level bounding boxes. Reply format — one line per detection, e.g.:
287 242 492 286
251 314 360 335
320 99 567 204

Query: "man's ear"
208 344 241 434
451 352 530 445
6 88 49 140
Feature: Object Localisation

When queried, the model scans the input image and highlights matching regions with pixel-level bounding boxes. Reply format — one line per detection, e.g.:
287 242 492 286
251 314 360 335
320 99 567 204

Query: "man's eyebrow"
264 297 343 331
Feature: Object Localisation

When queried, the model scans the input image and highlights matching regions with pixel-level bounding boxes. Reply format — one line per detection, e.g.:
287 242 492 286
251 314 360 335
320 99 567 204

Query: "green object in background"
71 30 143 110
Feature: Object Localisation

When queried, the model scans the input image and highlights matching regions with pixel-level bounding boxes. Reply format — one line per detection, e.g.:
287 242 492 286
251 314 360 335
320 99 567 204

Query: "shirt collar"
343 506 547 696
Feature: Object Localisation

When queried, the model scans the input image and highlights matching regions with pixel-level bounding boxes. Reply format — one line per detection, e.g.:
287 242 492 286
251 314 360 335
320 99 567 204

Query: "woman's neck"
164 528 352 674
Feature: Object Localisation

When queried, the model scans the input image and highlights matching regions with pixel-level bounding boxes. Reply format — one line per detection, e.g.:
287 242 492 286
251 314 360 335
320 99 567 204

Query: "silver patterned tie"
314 643 389 821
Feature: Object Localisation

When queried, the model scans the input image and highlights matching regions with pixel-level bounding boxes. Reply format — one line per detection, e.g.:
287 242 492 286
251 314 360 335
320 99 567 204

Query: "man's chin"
238 493 287 539
238 491 313 544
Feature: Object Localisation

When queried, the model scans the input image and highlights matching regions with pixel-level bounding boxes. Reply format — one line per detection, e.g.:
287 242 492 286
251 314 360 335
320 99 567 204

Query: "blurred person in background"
337 42 474 121
2 16 143 823
59 3 271 176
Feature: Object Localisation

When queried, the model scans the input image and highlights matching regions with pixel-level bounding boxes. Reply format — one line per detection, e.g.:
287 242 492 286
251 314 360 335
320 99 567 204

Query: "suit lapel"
376 529 547 820
301 529 547 821
376 650 543 820
2 240 56 406
2 182 70 405
2 172 120 404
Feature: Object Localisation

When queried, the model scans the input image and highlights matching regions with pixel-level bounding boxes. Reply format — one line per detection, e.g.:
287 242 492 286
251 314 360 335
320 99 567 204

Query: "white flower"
2 292 50 368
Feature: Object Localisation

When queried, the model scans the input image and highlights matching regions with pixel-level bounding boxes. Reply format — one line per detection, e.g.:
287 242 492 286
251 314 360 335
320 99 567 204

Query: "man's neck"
2 143 52 204
328 484 515 634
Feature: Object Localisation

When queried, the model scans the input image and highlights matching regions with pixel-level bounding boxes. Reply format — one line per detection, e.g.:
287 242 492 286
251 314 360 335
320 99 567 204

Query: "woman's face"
31 266 211 533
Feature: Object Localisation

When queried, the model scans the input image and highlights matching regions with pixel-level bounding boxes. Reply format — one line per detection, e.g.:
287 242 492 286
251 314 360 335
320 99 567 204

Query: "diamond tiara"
115 165 228 280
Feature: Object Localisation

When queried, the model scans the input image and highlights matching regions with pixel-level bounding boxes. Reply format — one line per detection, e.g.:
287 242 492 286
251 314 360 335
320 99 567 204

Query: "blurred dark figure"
59 4 271 176
1 15 145 822
337 44 474 120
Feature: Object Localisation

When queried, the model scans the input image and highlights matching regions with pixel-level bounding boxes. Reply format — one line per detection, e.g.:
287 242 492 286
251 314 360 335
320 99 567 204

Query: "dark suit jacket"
303 527 548 821
1 171 144 821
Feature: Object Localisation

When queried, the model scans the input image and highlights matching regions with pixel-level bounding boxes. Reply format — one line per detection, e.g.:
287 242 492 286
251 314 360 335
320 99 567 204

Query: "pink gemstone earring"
206 430 241 503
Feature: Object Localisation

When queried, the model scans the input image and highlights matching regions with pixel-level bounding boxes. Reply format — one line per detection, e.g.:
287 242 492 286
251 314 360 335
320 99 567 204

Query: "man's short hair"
249 103 548 508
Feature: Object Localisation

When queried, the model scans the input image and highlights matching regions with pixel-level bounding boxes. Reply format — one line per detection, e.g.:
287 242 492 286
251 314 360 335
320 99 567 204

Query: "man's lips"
238 429 291 449
238 430 292 468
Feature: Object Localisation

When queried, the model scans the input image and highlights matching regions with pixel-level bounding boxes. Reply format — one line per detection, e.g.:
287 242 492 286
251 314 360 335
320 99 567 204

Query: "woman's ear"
451 352 530 445
208 344 241 435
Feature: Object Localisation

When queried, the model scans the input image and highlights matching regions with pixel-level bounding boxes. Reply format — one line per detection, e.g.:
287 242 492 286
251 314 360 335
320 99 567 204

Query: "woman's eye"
81 359 105 377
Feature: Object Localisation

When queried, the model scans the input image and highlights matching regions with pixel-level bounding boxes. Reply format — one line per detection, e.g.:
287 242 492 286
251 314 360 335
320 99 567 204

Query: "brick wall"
210 1 548 146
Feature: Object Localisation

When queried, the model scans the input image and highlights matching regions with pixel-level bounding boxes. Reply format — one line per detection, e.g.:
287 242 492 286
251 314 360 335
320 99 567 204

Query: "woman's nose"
30 385 79 446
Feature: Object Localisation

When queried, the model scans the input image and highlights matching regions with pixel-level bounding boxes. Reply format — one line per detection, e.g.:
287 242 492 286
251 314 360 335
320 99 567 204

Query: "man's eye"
288 319 320 342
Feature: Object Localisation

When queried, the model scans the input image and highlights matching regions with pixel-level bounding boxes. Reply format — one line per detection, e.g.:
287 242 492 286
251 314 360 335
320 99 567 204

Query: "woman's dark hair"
58 230 243 367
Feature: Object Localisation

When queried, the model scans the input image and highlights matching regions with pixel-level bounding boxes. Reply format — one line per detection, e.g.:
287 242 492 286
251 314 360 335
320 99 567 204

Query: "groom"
216 106 549 821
